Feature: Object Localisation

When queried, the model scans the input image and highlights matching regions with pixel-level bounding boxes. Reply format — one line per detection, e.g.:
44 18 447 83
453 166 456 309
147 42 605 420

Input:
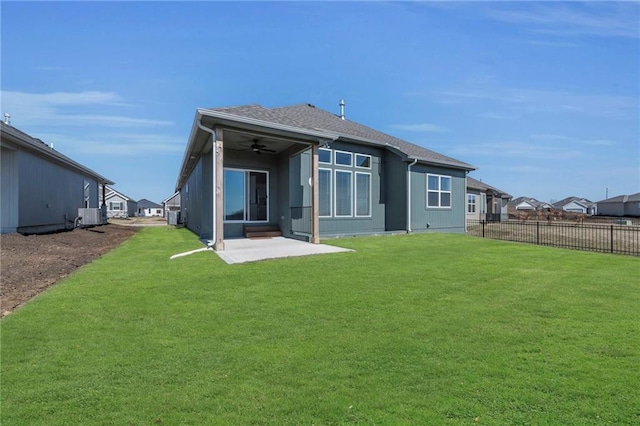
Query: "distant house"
552 196 596 215
509 197 552 211
466 176 511 221
1 122 113 234
162 192 181 218
175 103 475 250
596 193 640 217
101 186 137 218
137 199 163 217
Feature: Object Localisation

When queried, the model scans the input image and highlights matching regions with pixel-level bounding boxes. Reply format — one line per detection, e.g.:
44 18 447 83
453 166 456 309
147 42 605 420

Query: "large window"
224 169 268 222
319 148 332 164
334 170 352 217
319 168 332 217
109 201 123 211
335 150 353 166
355 172 371 217
467 194 476 213
427 174 452 208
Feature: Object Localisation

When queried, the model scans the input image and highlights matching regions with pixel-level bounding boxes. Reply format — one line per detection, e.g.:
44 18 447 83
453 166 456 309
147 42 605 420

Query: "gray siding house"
162 192 181 218
175 103 475 250
101 186 137 218
552 196 596 215
1 122 112 234
596 193 640 217
466 176 511 221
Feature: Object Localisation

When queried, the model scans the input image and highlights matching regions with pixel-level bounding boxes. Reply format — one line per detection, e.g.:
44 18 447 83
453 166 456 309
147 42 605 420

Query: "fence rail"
467 220 640 256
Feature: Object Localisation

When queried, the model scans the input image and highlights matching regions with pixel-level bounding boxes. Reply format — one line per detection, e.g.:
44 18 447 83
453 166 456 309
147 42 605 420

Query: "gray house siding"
182 154 212 240
410 164 466 233
384 151 407 232
17 150 100 234
1 147 19 233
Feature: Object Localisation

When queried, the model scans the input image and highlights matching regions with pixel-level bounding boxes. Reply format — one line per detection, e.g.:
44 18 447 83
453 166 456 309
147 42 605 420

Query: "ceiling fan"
244 139 276 155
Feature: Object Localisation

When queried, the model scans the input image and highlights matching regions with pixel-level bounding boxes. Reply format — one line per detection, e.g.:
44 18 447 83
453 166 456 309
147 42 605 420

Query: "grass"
1 227 638 425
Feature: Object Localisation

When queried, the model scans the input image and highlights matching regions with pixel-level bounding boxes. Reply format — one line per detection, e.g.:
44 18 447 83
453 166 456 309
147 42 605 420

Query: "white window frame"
334 169 353 217
223 168 269 223
355 153 371 169
319 167 333 218
467 194 476 213
427 174 452 209
110 201 123 211
318 148 332 165
334 150 353 167
355 172 372 217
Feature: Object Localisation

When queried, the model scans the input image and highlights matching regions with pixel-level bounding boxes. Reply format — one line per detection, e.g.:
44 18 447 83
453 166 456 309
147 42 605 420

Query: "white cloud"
37 132 184 156
392 123 448 132
488 3 640 39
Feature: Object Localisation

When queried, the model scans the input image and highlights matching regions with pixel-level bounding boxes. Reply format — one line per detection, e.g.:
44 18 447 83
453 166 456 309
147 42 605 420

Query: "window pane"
319 148 331 164
355 154 371 168
441 176 451 191
248 172 267 221
335 171 352 216
441 192 451 207
319 169 331 217
335 151 353 166
428 175 439 190
356 173 371 216
428 191 439 207
224 170 245 221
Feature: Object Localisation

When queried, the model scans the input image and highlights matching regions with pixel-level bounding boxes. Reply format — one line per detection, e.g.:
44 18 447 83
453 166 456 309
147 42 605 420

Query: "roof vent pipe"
4 113 10 125
339 99 345 120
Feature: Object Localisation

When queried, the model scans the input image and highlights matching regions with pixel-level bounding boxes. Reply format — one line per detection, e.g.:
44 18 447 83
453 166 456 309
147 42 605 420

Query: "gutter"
406 158 418 233
196 120 217 247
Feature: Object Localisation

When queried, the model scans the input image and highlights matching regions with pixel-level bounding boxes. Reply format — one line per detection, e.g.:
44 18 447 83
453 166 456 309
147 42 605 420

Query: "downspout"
406 158 418 233
197 120 216 247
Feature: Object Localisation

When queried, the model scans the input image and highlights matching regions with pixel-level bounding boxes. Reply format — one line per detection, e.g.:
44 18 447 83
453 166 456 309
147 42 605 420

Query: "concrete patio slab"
214 237 353 264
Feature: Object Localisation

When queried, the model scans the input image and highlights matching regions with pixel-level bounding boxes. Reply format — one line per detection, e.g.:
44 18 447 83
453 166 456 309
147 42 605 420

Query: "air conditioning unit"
78 208 106 226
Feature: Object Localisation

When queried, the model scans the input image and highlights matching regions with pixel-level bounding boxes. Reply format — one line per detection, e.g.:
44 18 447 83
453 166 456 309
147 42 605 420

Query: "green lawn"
1 227 638 425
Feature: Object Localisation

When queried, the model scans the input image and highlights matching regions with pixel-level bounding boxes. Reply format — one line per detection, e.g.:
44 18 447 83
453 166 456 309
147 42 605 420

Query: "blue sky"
2 1 638 204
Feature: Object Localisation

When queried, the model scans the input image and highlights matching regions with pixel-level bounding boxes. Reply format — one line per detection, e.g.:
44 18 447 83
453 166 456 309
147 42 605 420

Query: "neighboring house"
137 199 163 217
552 196 596 215
101 186 137 218
162 191 181 218
466 176 511 221
596 193 640 217
175 103 475 250
1 122 112 234
509 196 552 211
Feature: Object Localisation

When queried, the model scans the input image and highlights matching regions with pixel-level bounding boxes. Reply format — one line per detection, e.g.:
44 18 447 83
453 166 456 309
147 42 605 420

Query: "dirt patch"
1 224 139 317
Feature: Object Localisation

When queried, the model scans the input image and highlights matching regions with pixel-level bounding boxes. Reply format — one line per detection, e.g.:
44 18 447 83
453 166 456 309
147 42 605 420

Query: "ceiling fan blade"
261 148 276 153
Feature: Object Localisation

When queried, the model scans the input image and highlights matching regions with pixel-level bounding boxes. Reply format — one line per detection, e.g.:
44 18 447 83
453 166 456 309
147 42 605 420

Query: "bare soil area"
1 224 139 317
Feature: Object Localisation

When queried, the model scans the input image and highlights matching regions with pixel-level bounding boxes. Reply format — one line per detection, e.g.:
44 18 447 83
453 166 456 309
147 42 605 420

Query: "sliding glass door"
224 169 268 222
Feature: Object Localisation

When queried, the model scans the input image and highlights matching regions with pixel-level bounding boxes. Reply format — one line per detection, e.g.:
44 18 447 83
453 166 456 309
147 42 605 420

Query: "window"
224 169 268 222
427 174 452 208
355 154 371 169
319 168 332 217
334 150 353 166
355 172 371 217
110 201 123 211
318 148 332 164
83 180 91 208
334 170 352 216
467 194 476 213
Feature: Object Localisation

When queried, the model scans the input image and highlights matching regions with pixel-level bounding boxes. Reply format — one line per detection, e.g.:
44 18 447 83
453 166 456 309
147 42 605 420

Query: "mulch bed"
1 224 138 317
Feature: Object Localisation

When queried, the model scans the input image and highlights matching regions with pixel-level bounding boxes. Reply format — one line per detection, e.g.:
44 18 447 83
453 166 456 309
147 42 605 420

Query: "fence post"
536 221 540 245
482 220 485 238
610 225 614 253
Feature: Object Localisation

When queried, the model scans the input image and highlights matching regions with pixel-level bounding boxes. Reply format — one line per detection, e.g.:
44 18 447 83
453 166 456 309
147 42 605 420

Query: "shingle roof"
552 196 594 209
208 103 474 170
597 193 640 203
137 198 162 208
466 176 511 197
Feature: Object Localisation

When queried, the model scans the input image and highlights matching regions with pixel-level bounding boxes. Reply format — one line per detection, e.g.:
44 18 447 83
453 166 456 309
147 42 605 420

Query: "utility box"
78 208 106 226
168 211 179 226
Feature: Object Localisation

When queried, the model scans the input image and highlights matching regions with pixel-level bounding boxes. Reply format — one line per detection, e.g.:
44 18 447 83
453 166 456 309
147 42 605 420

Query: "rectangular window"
355 154 371 169
467 194 476 213
83 180 91 208
427 174 452 208
334 170 352 217
355 172 371 217
318 148 332 164
224 169 268 222
334 150 353 167
319 168 332 217
110 202 123 211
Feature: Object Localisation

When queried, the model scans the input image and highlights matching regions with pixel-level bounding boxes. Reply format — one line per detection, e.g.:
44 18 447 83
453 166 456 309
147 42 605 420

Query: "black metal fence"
290 206 312 235
467 220 640 256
